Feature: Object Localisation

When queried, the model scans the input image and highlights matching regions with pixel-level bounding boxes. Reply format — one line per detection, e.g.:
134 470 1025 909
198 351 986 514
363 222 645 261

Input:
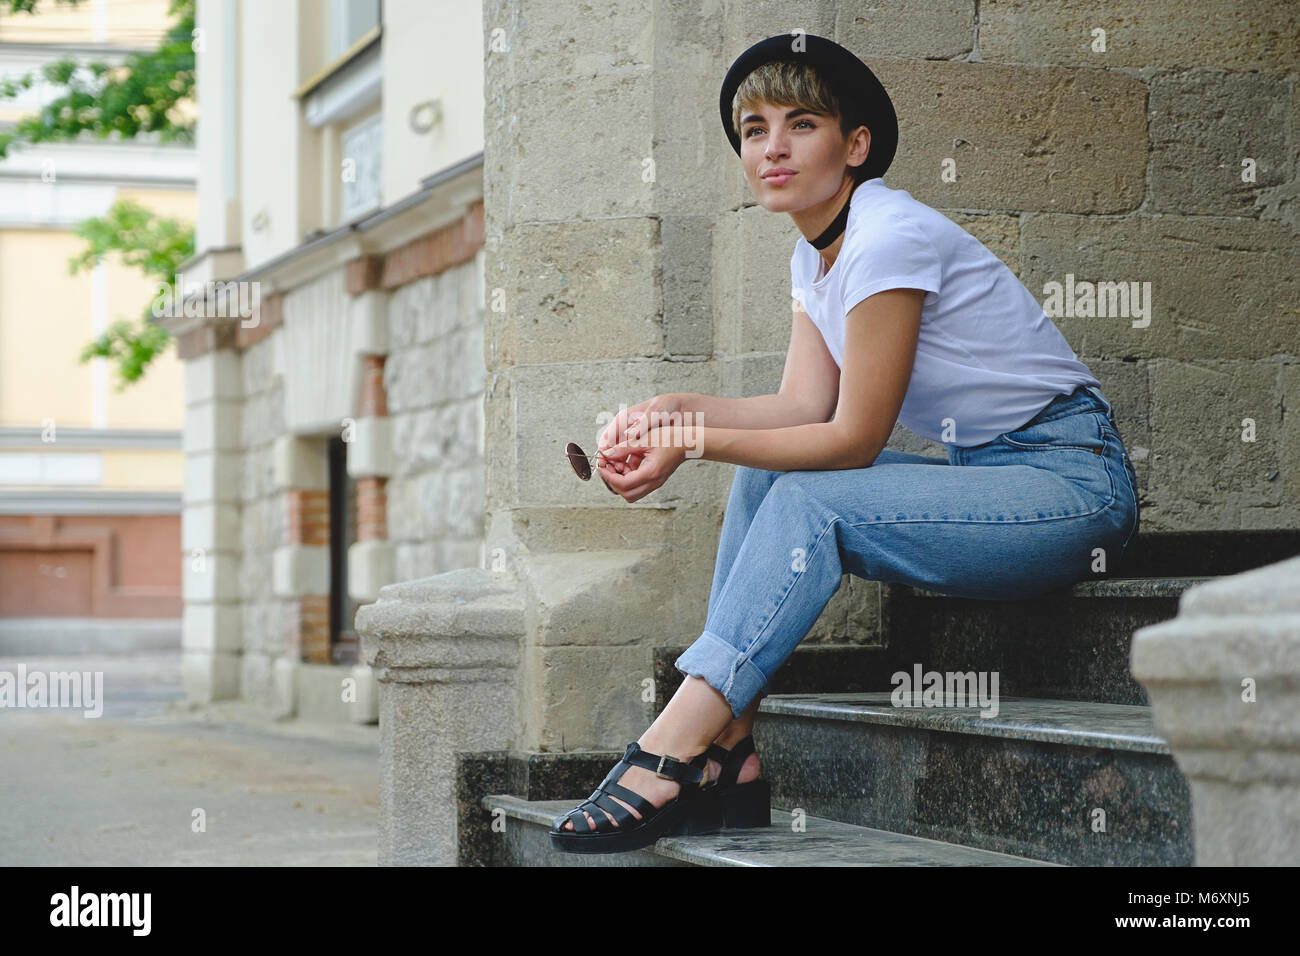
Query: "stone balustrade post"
1131 555 1300 865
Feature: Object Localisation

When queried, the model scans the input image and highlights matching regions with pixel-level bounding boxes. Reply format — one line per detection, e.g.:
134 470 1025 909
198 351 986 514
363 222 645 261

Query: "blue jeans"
674 385 1140 719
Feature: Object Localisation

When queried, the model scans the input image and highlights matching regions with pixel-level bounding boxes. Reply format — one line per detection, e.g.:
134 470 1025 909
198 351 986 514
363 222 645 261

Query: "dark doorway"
327 435 359 664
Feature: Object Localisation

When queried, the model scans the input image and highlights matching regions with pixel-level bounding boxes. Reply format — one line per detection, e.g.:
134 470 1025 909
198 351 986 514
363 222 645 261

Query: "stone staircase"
461 530 1300 866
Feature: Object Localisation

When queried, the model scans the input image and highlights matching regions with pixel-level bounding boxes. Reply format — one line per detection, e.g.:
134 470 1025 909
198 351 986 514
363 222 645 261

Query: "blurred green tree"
0 0 196 387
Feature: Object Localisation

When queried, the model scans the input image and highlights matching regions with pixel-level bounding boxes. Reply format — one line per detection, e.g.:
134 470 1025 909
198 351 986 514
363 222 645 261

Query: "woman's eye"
745 120 813 138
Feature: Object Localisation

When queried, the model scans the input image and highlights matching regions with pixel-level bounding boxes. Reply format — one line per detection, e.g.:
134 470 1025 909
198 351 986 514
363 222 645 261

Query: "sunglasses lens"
566 442 591 480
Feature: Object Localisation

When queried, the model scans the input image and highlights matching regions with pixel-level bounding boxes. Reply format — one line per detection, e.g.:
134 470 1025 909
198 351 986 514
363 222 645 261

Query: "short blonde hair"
729 59 871 184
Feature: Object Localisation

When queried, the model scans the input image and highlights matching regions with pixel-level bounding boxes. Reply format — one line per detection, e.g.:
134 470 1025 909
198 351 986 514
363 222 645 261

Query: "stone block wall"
477 0 1297 750
384 253 488 582
185 217 487 711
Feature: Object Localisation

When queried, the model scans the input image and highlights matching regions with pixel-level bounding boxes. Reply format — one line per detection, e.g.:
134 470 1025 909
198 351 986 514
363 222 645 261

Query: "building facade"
0 0 192 654
165 0 486 720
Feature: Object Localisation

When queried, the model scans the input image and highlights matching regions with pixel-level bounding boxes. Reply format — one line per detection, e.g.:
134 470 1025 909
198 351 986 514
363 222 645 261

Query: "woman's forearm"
670 392 824 431
675 422 880 472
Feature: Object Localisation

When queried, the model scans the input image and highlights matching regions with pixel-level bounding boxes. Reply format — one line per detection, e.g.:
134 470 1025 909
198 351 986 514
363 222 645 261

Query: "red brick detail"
235 291 284 349
360 355 387 417
174 320 238 360
345 256 384 295
289 594 331 664
287 489 330 546
356 477 387 541
0 513 181 617
380 199 484 289
174 201 482 360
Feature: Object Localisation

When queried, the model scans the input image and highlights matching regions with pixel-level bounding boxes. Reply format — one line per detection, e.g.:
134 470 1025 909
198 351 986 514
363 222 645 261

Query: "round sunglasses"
565 441 625 494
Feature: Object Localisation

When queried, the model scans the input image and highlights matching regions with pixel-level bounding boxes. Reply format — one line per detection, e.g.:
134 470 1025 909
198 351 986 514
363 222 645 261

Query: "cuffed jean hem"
674 630 769 720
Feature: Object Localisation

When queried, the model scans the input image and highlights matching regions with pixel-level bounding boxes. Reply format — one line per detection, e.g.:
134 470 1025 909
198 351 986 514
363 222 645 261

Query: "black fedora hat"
719 33 898 181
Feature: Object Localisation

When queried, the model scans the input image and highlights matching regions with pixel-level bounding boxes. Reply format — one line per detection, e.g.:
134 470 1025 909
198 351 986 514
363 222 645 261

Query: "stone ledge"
482 795 1057 867
759 691 1171 755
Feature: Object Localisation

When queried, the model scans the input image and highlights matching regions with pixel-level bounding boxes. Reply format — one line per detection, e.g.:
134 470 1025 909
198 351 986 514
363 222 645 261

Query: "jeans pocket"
1099 422 1140 549
995 410 1107 455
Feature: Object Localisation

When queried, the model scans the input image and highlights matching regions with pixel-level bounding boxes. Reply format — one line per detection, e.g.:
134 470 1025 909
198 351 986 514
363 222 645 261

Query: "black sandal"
549 741 722 854
698 735 771 829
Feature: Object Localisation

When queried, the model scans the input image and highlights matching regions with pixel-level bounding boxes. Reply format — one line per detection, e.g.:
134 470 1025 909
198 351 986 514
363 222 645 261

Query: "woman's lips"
763 173 795 185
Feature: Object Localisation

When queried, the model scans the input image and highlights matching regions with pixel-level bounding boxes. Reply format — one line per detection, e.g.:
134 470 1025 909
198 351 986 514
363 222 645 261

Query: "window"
329 0 381 62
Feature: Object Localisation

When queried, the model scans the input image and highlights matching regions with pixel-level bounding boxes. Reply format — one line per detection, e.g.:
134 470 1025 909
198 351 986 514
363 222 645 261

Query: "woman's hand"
598 422 690 503
597 393 681 479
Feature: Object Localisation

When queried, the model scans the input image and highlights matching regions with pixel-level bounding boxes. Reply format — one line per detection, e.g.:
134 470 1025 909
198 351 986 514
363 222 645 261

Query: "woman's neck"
818 232 846 275
794 177 858 273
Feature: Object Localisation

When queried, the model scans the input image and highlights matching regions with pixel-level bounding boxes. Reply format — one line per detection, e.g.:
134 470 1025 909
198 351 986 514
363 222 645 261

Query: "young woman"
550 33 1140 854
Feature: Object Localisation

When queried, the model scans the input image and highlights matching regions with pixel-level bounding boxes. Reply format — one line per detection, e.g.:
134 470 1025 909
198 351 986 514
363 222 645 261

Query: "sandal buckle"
654 754 678 780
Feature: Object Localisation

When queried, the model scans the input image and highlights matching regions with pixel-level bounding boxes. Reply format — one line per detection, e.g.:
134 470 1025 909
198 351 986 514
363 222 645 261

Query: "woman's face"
738 99 867 212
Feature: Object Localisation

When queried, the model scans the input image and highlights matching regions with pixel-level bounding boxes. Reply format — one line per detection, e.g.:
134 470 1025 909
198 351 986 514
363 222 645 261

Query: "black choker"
811 191 854 249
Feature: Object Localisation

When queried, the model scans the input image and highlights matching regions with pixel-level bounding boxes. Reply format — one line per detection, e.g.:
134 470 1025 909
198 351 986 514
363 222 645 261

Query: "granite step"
880 574 1213 706
652 576 1212 710
1106 528 1300 578
481 794 1057 866
753 691 1192 866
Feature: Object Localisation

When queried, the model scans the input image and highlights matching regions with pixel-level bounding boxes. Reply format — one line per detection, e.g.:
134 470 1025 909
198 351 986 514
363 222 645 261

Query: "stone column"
179 330 244 702
1131 555 1300 865
356 567 525 865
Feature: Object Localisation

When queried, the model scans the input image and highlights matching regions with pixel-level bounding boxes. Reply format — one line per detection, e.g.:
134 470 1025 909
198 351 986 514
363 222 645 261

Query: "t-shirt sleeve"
839 212 942 316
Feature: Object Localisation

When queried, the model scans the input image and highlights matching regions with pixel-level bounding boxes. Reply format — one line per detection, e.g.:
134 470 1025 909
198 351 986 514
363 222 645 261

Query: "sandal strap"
567 789 629 834
708 734 756 787
555 743 713 838
619 741 709 787
590 790 637 828
602 778 654 817
564 806 599 833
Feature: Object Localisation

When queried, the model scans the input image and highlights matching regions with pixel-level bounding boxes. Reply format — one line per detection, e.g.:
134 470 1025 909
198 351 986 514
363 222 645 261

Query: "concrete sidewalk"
0 651 379 866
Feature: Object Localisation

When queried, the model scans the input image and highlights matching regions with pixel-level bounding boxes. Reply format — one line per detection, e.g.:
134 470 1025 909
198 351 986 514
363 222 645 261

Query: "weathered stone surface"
527 644 653 751
1150 69 1290 216
713 203 803 358
1148 361 1286 530
394 541 437 583
384 324 484 412
980 0 1299 73
241 336 276 394
389 399 483 480
491 218 662 368
509 73 656 224
870 59 1147 214
1021 213 1300 361
387 274 437 349
838 2 976 60
660 214 715 357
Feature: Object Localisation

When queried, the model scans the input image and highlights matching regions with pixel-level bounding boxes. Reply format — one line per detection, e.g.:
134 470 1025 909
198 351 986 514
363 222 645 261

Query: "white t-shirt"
790 177 1099 447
